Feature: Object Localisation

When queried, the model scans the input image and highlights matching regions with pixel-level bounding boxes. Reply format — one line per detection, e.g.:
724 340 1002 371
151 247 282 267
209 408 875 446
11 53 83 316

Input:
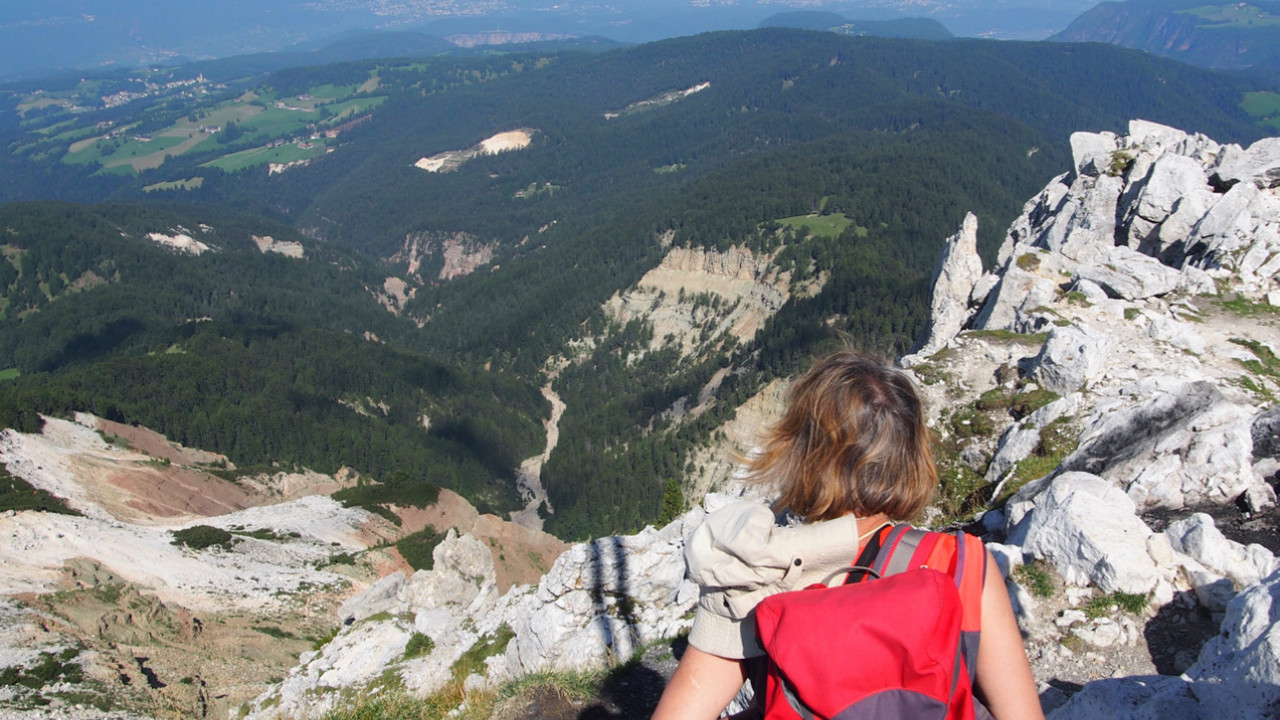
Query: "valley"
2 18 1280 720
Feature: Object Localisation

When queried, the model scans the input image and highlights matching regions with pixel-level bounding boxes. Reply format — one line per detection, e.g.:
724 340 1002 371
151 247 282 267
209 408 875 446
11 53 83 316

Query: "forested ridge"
0 202 546 514
0 29 1273 538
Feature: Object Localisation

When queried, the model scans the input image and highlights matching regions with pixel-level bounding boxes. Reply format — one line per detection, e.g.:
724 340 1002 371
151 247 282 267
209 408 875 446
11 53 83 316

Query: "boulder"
1075 245 1182 300
1144 312 1206 355
1060 380 1261 509
1018 472 1161 594
972 245 1085 333
1070 131 1120 178
337 571 405 624
1122 153 1215 259
985 396 1075 484
1185 569 1280 718
1027 325 1113 395
1211 136 1280 190
1166 513 1278 590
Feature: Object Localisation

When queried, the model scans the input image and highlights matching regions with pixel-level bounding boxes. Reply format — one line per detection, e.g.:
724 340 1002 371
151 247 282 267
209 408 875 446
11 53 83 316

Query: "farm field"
10 70 385 178
1243 91 1280 131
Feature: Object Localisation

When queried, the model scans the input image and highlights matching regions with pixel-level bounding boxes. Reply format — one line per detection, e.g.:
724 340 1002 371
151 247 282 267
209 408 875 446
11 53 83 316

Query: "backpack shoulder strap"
872 526 988 683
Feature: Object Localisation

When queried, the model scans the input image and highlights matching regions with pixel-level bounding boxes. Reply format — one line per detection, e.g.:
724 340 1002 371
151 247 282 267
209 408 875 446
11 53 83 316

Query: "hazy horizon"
0 0 1099 83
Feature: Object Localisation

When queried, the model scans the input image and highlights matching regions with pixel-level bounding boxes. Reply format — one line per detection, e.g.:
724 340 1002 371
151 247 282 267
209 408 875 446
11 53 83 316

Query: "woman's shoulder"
684 501 861 590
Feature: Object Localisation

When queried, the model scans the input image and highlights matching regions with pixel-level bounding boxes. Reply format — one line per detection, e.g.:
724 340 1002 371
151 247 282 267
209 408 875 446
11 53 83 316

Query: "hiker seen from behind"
652 349 1045 720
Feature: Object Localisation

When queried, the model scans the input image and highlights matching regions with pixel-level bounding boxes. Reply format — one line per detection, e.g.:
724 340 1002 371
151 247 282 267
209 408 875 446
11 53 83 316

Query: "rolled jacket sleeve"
684 502 804 658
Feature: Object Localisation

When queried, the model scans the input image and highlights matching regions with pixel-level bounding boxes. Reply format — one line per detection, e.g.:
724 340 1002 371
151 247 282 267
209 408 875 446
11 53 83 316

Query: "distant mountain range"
2 0 1095 83
1051 0 1280 74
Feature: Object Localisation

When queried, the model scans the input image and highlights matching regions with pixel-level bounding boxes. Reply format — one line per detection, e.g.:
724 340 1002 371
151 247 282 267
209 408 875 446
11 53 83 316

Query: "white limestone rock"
1075 245 1182 300
908 212 984 361
1046 675 1200 720
337 571 405 624
1144 312 1207 355
1123 153 1216 259
985 396 1075 484
500 520 698 678
1070 131 1121 178
1028 325 1113 395
1059 380 1261 510
1211 136 1280 190
1018 472 1161 594
1166 513 1278 591
1184 569 1280 718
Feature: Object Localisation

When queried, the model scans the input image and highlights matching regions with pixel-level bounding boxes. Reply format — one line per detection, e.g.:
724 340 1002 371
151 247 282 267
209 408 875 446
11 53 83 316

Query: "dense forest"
1 29 1273 538
0 203 546 514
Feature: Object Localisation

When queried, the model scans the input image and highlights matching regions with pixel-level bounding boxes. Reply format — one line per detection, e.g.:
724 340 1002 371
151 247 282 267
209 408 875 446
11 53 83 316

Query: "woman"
651 350 1044 720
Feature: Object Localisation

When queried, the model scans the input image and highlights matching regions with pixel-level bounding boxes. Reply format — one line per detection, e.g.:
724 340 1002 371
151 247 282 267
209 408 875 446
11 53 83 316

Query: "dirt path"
510 385 565 531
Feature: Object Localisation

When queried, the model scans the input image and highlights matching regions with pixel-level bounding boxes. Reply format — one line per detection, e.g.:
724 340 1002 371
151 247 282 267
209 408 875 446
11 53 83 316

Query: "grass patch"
996 416 1076 503
0 648 83 689
1016 253 1041 271
1013 562 1055 598
1083 591 1148 619
253 625 298 640
975 388 1016 412
1107 150 1134 177
143 177 204 192
775 212 862 239
312 626 340 651
1011 388 1060 419
450 625 515 681
404 633 435 659
932 442 990 525
1243 90 1280 130
1179 3 1280 28
1064 290 1091 307
1229 338 1280 401
1217 296 1280 317
966 329 1050 346
0 368 18 382
948 407 995 439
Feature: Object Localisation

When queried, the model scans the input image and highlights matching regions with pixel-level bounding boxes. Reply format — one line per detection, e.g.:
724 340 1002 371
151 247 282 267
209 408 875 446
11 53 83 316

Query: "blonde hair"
746 350 936 523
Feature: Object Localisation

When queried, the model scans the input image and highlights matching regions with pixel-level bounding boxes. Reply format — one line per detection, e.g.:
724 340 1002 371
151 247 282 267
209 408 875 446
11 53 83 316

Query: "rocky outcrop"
909 212 984 360
905 119 1280 719
604 245 797 360
244 519 701 718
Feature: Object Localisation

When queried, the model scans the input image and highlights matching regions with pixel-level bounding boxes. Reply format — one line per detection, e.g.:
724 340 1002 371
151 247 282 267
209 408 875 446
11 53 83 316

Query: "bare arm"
976 550 1045 720
651 645 746 720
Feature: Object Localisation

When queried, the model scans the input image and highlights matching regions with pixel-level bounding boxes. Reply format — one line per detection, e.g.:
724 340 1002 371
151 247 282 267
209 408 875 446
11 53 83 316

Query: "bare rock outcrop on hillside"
903 119 1280 718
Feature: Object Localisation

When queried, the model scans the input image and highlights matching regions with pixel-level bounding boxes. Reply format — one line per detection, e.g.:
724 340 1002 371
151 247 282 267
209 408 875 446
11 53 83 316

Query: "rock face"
245 119 1280 719
908 212 984 360
604 245 797 360
903 119 1280 720
244 521 701 719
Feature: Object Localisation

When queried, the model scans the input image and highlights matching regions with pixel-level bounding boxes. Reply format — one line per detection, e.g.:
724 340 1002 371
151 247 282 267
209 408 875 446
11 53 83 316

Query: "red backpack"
753 526 988 720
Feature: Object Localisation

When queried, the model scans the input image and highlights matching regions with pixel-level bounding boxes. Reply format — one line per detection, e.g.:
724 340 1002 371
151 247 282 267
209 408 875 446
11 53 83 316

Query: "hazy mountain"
1051 0 1280 73
3 0 1098 82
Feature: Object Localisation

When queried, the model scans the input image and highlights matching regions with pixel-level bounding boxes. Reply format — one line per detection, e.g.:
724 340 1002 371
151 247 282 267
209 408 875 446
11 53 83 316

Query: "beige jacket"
685 501 875 659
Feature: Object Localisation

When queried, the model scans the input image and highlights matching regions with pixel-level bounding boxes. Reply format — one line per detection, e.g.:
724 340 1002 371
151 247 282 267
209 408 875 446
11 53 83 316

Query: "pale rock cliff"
604 245 797 359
